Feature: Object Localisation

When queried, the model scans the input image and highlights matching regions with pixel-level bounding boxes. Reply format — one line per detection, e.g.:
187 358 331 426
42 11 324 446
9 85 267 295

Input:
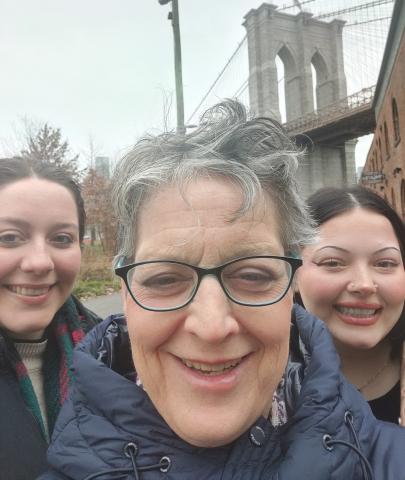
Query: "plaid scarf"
6 296 99 442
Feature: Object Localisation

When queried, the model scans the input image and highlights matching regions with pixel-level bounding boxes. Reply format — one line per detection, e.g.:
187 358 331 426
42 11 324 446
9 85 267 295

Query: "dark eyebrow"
316 246 350 253
316 245 401 255
374 246 401 255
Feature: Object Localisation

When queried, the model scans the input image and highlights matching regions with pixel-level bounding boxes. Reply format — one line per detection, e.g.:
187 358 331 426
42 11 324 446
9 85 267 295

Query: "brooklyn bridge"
187 0 394 197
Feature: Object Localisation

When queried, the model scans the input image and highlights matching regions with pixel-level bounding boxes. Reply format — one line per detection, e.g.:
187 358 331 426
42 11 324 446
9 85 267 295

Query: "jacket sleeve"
368 420 405 480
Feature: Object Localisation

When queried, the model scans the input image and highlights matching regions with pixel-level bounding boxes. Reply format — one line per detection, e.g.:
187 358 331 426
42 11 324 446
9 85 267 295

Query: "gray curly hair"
112 100 315 262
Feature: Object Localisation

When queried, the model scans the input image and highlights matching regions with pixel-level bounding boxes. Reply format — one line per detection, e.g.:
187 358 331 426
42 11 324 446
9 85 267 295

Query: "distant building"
361 0 405 219
95 156 110 179
356 166 364 182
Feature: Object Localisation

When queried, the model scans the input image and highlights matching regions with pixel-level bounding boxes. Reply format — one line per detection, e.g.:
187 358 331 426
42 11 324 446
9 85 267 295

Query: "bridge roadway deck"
287 106 376 146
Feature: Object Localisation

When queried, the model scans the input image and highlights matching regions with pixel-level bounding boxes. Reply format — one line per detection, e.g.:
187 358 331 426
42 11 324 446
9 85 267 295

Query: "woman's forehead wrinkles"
136 240 283 265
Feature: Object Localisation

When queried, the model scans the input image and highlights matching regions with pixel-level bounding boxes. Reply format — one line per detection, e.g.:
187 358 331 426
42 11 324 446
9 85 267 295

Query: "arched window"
384 121 390 157
392 98 401 143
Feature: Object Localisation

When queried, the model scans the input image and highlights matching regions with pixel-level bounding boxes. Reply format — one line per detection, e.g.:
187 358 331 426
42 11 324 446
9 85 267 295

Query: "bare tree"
20 123 82 181
81 134 104 170
81 169 117 254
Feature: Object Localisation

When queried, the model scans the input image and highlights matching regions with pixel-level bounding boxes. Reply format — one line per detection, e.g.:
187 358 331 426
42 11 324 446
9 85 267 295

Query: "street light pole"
159 0 185 134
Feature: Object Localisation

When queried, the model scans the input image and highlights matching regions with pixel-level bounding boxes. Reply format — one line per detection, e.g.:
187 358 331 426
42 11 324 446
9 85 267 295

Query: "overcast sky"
0 0 383 167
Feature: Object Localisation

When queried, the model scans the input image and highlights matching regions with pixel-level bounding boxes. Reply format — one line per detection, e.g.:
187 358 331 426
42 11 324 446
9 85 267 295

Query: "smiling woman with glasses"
40 100 405 480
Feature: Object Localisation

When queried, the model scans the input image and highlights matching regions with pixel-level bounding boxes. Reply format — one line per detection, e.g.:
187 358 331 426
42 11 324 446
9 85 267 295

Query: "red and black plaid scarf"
6 296 99 441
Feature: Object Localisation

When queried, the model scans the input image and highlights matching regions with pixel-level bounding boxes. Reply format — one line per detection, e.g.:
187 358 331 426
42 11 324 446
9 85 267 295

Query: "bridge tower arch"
243 3 356 197
277 45 299 121
311 50 330 110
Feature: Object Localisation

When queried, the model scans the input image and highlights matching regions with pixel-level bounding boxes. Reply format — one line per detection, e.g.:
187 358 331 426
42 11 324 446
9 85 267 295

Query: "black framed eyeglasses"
115 255 302 312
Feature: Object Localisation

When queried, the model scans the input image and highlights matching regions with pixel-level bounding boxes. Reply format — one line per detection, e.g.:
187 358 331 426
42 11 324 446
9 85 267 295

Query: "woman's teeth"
336 306 377 317
181 358 242 375
8 286 49 297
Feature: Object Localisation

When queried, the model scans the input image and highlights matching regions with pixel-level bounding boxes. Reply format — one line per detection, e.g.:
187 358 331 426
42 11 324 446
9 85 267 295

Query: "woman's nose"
184 276 240 342
346 267 377 295
20 245 55 275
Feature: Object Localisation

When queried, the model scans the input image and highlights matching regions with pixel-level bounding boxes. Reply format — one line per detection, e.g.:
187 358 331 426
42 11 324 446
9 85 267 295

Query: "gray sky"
1 0 268 163
0 0 382 166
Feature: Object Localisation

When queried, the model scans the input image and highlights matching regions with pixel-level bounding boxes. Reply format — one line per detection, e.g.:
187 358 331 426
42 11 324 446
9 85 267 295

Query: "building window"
392 98 401 144
384 121 390 157
391 188 397 211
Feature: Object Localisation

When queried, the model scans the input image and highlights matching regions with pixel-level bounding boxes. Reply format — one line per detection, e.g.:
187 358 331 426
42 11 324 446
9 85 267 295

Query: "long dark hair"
0 157 86 241
304 185 405 354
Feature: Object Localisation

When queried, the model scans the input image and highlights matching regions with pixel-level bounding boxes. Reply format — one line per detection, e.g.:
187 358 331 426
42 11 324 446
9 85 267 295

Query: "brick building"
360 0 405 219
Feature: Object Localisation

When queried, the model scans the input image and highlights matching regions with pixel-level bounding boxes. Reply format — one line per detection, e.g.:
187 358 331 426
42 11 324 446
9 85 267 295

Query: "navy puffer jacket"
39 305 405 480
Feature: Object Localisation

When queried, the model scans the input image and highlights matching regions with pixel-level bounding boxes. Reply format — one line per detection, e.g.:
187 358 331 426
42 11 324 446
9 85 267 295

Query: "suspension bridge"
187 0 393 152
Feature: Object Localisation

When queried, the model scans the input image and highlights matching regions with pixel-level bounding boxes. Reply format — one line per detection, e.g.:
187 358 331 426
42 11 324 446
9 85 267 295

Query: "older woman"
40 101 405 480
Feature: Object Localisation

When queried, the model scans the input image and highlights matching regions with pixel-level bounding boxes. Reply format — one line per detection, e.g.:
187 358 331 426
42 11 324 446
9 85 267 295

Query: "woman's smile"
175 354 250 390
334 302 382 325
5 283 55 305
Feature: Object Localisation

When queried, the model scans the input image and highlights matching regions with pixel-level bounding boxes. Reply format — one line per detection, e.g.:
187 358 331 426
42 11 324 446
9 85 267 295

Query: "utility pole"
158 0 185 134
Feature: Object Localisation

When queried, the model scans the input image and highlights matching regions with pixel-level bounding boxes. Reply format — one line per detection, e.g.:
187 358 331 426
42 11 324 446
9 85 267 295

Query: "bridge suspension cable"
186 36 247 124
187 0 394 125
315 0 393 20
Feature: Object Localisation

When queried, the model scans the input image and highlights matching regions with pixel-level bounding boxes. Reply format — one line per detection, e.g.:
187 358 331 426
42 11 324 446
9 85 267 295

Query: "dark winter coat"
0 296 100 480
39 305 405 480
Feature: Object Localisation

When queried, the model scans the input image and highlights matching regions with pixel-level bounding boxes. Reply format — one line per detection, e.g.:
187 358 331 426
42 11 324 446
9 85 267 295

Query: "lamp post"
158 0 185 134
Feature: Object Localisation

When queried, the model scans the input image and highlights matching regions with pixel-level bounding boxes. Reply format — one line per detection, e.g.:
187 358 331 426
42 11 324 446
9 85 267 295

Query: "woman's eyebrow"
51 222 79 231
0 218 78 231
0 217 30 227
315 245 401 255
374 246 401 254
315 245 350 253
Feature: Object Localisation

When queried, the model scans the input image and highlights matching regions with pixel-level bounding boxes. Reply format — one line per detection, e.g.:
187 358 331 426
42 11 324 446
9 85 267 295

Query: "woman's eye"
225 269 276 285
146 275 178 286
316 258 343 268
376 259 399 269
238 271 273 282
52 234 74 246
142 274 191 290
0 232 24 245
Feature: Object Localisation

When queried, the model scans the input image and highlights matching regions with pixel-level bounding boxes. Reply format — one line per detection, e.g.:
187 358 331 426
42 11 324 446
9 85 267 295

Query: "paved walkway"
83 292 122 319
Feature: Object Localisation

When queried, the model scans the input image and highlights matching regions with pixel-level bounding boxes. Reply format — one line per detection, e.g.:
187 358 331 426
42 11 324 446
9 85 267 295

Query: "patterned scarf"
6 296 99 441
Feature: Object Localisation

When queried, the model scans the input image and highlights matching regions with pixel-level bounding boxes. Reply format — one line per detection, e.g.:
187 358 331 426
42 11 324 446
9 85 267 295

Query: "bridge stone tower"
243 3 357 197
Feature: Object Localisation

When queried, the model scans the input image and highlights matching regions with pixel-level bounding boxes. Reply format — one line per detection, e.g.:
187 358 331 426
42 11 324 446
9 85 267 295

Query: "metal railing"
284 85 375 134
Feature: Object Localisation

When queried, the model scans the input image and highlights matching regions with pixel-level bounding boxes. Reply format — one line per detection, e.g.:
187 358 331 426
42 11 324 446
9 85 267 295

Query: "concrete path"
83 292 122 319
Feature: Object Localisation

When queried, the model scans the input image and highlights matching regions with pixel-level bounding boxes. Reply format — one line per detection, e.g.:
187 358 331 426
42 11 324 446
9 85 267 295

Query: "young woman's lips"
175 354 250 392
6 284 54 305
334 303 381 326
